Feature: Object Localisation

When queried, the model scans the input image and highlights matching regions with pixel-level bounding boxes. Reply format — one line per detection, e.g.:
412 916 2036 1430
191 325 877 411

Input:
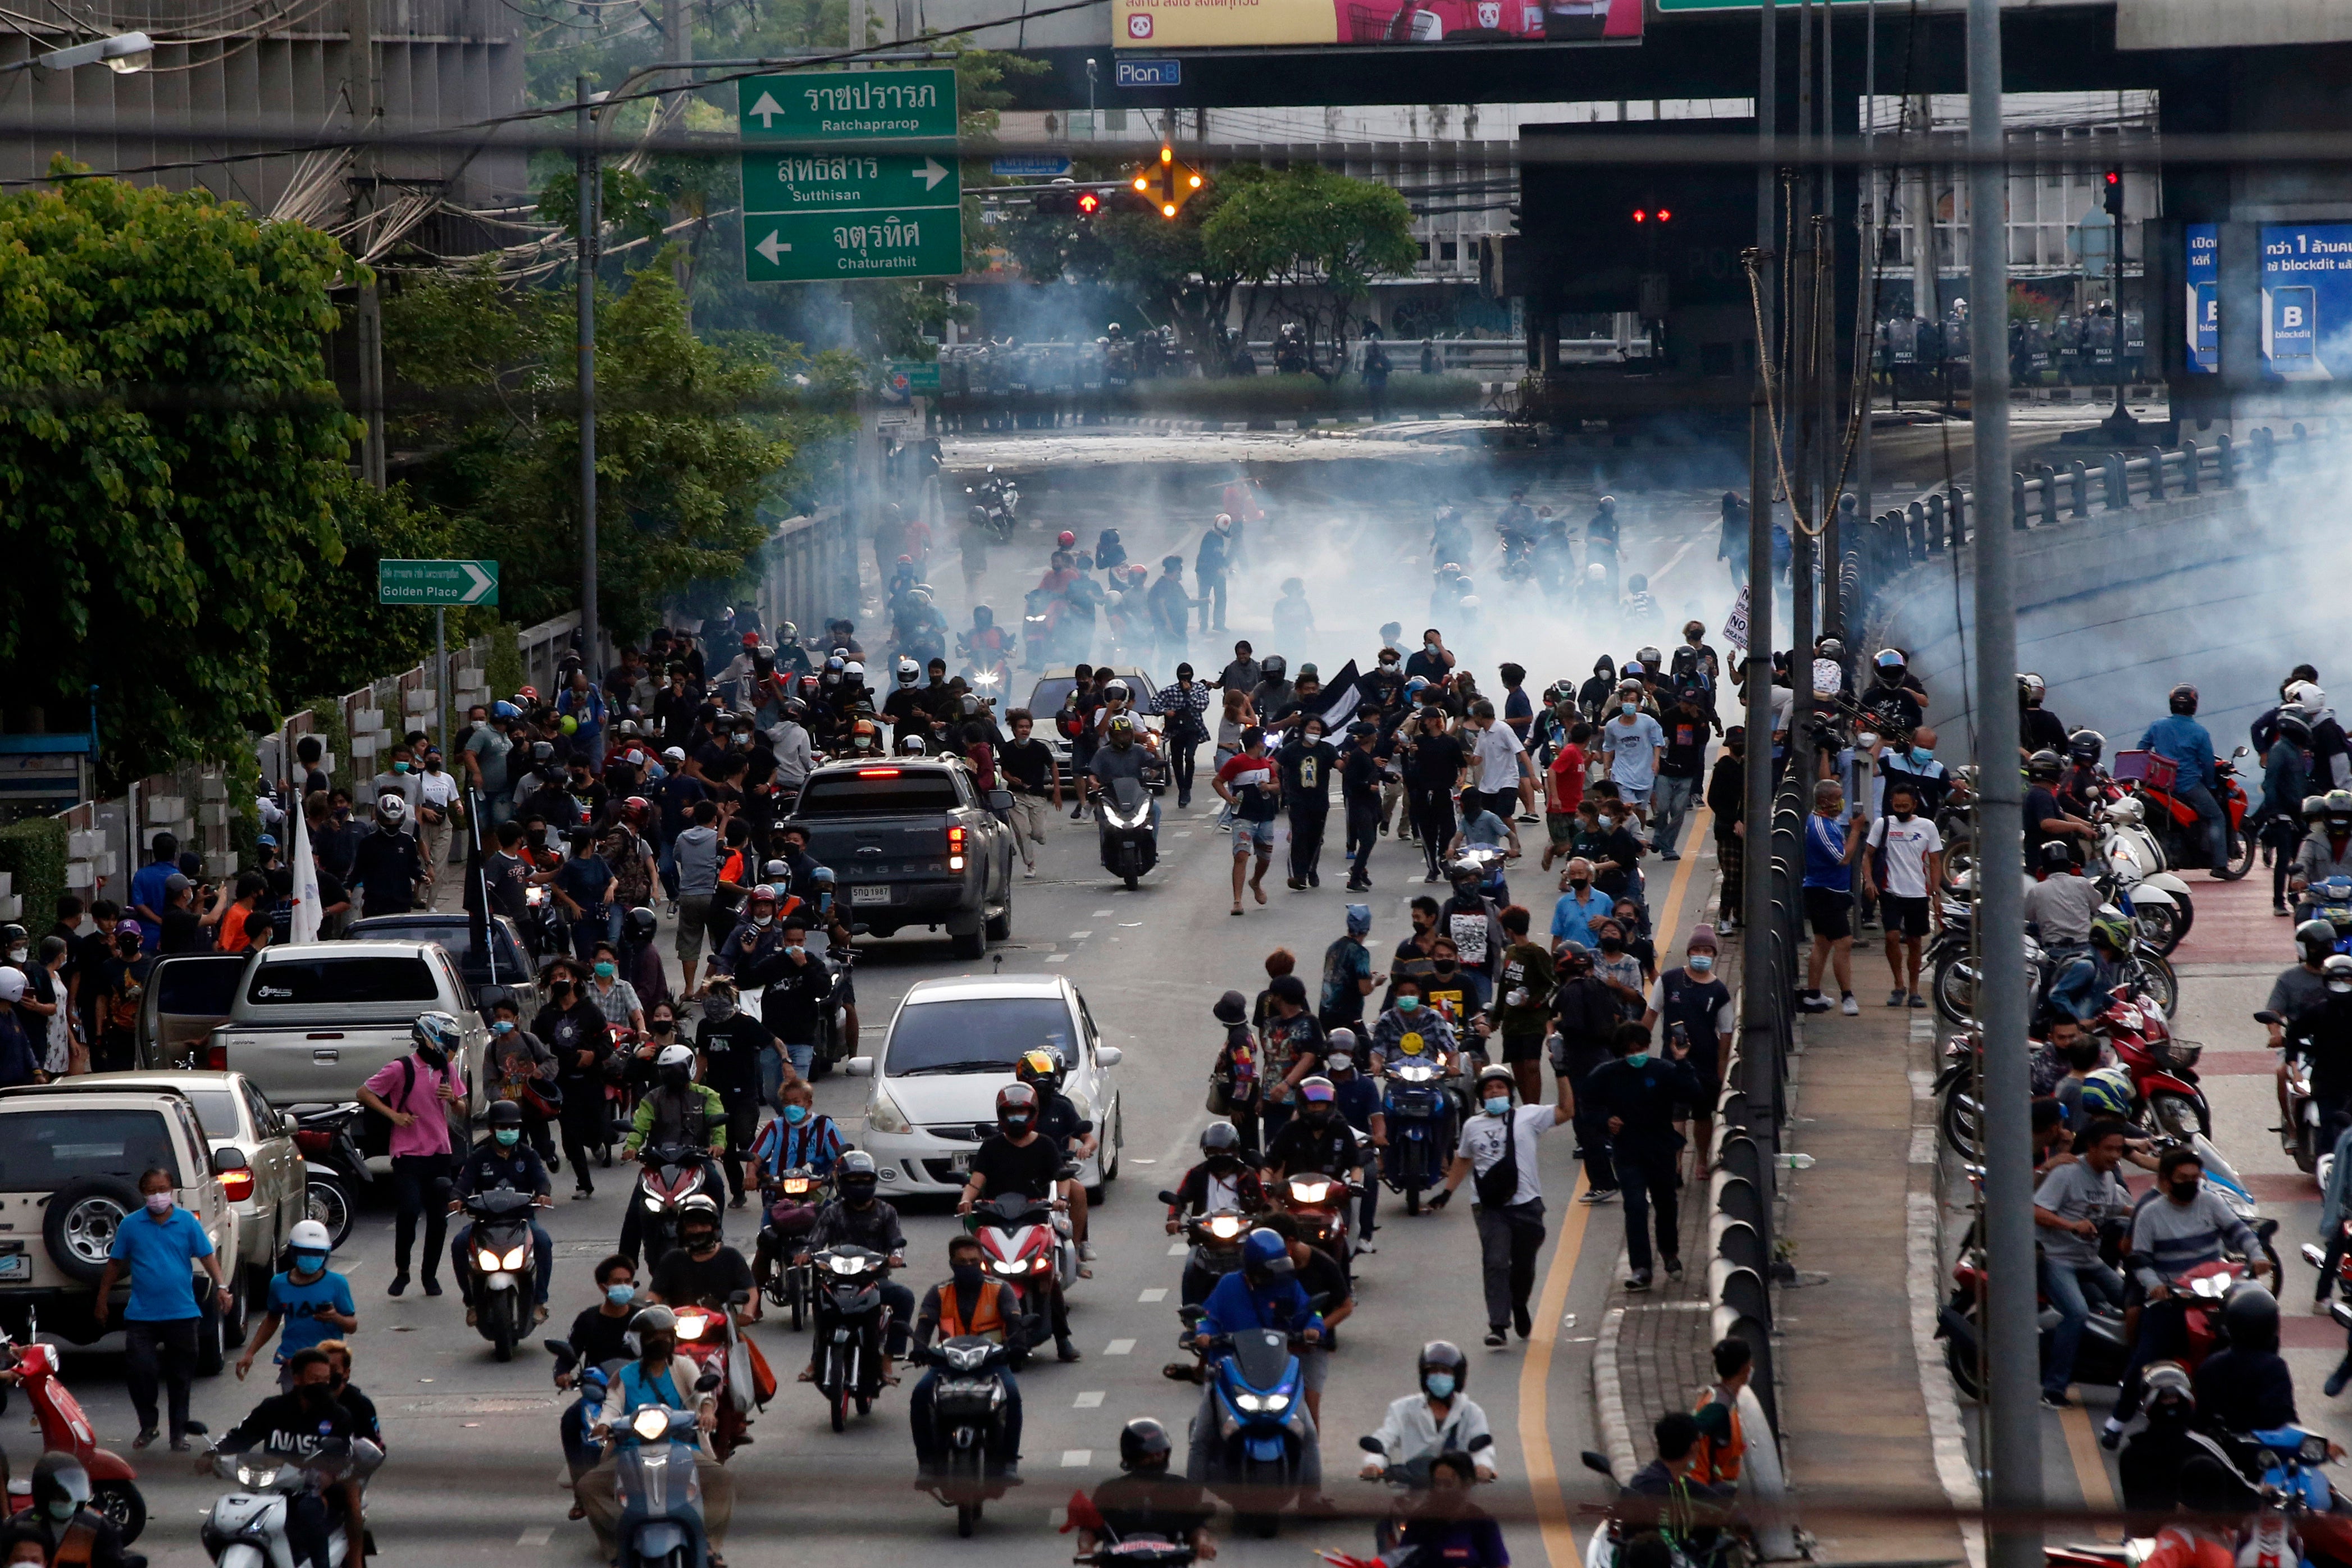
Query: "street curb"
1906 1188 1987 1568
1592 1290 1639 1479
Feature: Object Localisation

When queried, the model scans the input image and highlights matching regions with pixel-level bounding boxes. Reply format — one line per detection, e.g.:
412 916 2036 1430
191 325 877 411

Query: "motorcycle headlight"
631 1407 672 1442
475 1249 504 1272
1290 1179 1332 1204
868 1087 913 1137
674 1314 708 1341
992 1259 1025 1276
1032 1256 1054 1273
1234 1393 1262 1412
827 1254 867 1276
1207 1216 1243 1239
783 1179 810 1195
500 1244 527 1270
1260 1393 1291 1412
641 1196 665 1214
236 1462 282 1490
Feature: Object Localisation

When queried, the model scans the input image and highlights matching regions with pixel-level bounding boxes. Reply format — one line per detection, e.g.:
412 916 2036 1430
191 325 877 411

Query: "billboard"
2261 224 2352 381
1112 0 1637 49
2185 222 2218 374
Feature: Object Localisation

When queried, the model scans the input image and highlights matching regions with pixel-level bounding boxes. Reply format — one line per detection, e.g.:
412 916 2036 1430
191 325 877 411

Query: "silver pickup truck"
147 942 489 1146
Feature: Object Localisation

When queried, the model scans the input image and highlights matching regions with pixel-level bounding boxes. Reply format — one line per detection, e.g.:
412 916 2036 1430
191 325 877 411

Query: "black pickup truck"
788 759 1018 958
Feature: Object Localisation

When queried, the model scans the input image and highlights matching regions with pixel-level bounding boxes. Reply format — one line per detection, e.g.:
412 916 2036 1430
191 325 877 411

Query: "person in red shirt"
1543 724 1591 872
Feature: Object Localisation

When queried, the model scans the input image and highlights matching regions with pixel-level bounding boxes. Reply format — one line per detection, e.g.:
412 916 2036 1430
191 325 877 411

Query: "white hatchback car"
845 974 1125 1198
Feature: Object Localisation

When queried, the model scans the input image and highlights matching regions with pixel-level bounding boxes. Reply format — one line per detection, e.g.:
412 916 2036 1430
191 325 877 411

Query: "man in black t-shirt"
646 1200 755 1322
1654 690 1710 861
1399 706 1468 879
556 1254 640 1480
219 1349 365 1568
955 1084 1079 1360
998 710 1059 877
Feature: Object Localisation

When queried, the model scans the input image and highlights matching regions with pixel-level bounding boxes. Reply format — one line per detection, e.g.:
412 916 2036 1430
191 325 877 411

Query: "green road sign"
739 69 962 283
883 359 943 397
379 559 498 607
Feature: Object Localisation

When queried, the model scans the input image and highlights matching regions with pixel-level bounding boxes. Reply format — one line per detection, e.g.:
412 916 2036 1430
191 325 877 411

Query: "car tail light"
202 1038 228 1072
856 768 901 778
947 823 967 871
218 1167 253 1201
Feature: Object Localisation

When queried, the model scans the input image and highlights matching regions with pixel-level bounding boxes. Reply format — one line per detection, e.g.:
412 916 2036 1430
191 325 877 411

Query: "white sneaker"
1023 865 1037 878
1840 993 1859 1016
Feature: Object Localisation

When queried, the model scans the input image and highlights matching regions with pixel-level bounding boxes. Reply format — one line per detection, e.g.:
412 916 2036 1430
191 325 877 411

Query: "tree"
384 252 794 642
0 167 362 783
270 482 459 703
1200 165 1419 370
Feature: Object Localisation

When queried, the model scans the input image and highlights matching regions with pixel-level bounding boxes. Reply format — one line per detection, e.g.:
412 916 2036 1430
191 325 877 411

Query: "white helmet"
2289 681 2328 714
2104 797 2145 827
657 1043 694 1073
844 661 865 682
376 791 408 822
288 1219 332 1254
895 658 919 687
0 969 23 1004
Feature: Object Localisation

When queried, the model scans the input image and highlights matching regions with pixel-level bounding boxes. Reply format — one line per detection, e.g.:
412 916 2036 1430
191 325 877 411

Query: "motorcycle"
757 1166 828 1329
522 881 565 958
1273 1168 1356 1271
2099 809 2195 953
285 1102 372 1250
461 1186 542 1362
911 1334 1020 1538
2308 876 2352 949
0 1330 145 1539
1938 1247 2256 1401
2260 1005 2336 1179
631 1143 718 1266
604 1376 724 1568
808 1245 895 1434
1574 1450 1744 1568
1097 775 1159 890
1194 1306 1321 1538
965 470 1019 544
2098 990 2212 1139
198 1437 384 1568
2119 744 2255 881
1380 1052 1454 1216
968 1189 1075 1364
546 1337 627 1479
1158 1193 1252 1310
671 1297 759 1462
1020 589 1054 672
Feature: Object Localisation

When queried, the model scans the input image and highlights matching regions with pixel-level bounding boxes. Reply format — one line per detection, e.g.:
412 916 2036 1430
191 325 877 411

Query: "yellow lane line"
2059 1401 2115 1515
1518 813 1713 1568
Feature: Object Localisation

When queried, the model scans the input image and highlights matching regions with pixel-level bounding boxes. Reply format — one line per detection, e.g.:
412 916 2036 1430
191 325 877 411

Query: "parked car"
787 759 1017 959
0 1084 246 1367
1022 666 1169 791
135 949 249 1073
844 974 1124 1198
342 913 544 1023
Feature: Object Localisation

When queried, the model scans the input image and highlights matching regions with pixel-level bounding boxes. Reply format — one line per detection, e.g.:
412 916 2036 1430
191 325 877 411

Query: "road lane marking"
1047 954 1070 964
1139 1287 1168 1302
2059 1401 2116 1514
1075 1391 1105 1407
1168 1241 1188 1256
1106 1338 1136 1355
517 1528 552 1545
1063 1450 1093 1466
1094 909 1113 916
1071 931 1094 938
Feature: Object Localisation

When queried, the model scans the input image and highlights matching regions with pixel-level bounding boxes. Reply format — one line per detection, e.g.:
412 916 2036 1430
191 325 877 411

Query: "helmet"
2328 788 2352 821
2308 794 2333 822
2223 1283 2281 1353
623 906 658 945
1119 1417 1174 1473
837 1149 879 1202
1107 714 1136 746
376 792 408 825
412 1010 463 1061
2299 918 2340 966
2078 1068 2135 1119
1419 1338 1469 1394
995 1081 1039 1134
623 795 651 827
2324 954 2352 993
762 859 792 885
2026 749 2063 782
1103 679 1131 702
896 658 919 687
750 883 780 906
2038 840 2077 873
1261 656 1287 681
2018 673 2047 702
1445 857 1485 890
288 1219 333 1254
810 865 836 886
2168 683 2199 715
1015 1047 1066 1093
675 1192 722 1237
1476 1064 1516 1098
657 1042 694 1088
2088 908 2133 954
2143 1360 2195 1421
1297 1075 1336 1106
1058 530 1077 548
2280 711 2314 747
1874 648 1905 671
2067 729 2105 765
485 1098 525 1128
1241 1227 1292 1280
29 1453 91 1519
844 662 865 683
1200 1122 1242 1159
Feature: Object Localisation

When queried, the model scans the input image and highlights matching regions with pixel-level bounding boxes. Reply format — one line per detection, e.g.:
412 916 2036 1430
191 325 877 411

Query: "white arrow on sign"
748 91 783 127
458 562 495 605
914 156 949 192
755 232 791 266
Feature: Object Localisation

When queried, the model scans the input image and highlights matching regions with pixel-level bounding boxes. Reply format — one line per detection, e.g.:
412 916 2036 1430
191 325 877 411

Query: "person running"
1214 728 1283 916
1861 780 1944 1009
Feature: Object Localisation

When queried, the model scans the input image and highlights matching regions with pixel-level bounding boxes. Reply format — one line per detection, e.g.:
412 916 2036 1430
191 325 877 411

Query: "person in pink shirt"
357 1011 467 1298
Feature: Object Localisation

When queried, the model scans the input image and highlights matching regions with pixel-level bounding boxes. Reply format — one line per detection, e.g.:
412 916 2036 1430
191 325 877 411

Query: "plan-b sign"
739 69 963 282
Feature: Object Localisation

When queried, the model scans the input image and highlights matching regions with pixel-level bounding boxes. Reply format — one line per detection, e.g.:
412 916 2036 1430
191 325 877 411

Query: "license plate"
950 1152 973 1173
0 1254 28 1281
852 884 893 906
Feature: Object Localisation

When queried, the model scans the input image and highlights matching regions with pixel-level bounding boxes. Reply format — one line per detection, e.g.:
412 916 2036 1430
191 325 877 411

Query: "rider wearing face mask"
577 1306 732 1557
1638 927 1735 1170
645 1195 755 1332
2102 1146 2267 1448
910 1235 1028 1478
1166 1122 1273 1306
1571 797 1646 906
792 1150 913 1379
236 1219 357 1390
1261 1076 1366 1190
448 1101 557 1324
214 1351 368 1568
1360 1340 1501 1482
958 1083 1082 1361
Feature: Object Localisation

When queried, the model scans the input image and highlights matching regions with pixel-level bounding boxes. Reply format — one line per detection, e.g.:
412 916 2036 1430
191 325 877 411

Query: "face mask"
45 1499 75 1522
144 1191 173 1215
6 947 24 965
1483 1095 1511 1116
660 1066 690 1090
1624 1052 1649 1068
704 999 735 1021
1689 954 1715 973
1912 747 1934 765
1424 1373 1457 1401
1432 959 1457 976
391 762 411 774
293 1251 329 1274
950 1262 984 1289
751 913 773 929
606 1284 636 1307
2168 1179 2201 1203
1620 703 1638 716
1424 639 1440 651
1396 995 1420 1013
492 1019 514 1034
495 1128 520 1148
1570 878 1590 892
649 1020 674 1036
1596 815 1615 831
1600 936 1624 953
594 961 616 979
783 1104 809 1125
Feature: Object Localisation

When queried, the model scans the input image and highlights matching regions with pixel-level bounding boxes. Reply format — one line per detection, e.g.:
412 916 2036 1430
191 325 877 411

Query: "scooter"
1195 1309 1320 1539
631 1143 718 1266
1273 1168 1356 1268
2309 876 2352 949
545 1337 626 1482
607 1379 724 1568
0 1330 145 1539
968 1190 1075 1363
1157 1193 1252 1310
1938 1251 2252 1401
2098 989 2211 1139
1097 776 1159 890
808 1245 895 1433
757 1166 828 1329
2262 1005 2335 1180
2120 744 2254 881
460 1186 542 1362
912 1334 1020 1538
198 1438 383 1568
671 1298 757 1462
1380 1051 1454 1216
285 1103 371 1251
2099 809 2195 951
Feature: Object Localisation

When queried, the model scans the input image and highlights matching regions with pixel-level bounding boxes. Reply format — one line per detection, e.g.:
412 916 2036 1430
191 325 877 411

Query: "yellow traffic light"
1161 203 1177 218
1132 175 1147 191
1132 150 1205 220
1160 144 1173 164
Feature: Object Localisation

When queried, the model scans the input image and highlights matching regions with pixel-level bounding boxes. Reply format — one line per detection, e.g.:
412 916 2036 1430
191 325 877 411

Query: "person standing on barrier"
1582 1021 1705 1294
1430 1064 1571 1346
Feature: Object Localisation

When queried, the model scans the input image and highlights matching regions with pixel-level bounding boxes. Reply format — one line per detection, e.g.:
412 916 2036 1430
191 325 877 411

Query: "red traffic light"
2104 169 2120 185
1632 209 1647 224
1076 191 1101 216
1656 207 1672 221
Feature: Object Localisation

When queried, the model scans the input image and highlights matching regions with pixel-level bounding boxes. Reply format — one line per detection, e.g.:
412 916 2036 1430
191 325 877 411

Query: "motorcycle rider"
956 1082 1082 1362
793 1150 913 1384
1165 1123 1272 1307
694 981 776 1208
1185 1228 1324 1490
2024 839 2103 951
619 1044 728 1266
645 1193 755 1328
909 1234 1025 1479
2290 789 2352 919
1016 1049 1098 1276
2277 951 2352 1164
1075 1419 1216 1560
1261 1075 1368 1202
2032 1117 2131 1409
2137 685 2229 875
210 1347 370 1568
2193 1284 2300 1433
1435 857 1510 1002
2117 1361 2258 1516
447 1099 556 1326
577 1305 733 1563
1088 712 1160 834
1359 1340 1500 1482
2102 1146 2268 1448
554 1255 640 1492
2019 673 2069 757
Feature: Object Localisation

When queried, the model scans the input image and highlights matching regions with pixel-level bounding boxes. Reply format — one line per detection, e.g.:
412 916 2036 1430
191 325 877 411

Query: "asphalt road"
47 800 1683 1567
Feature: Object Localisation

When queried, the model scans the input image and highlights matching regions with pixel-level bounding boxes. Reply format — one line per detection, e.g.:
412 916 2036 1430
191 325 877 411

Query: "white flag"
288 800 322 946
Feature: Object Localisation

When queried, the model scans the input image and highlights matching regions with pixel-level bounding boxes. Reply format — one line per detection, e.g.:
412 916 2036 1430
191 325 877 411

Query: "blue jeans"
451 1219 556 1305
2177 782 2229 869
1652 774 1698 854
2039 1255 2123 1395
765 1043 815 1105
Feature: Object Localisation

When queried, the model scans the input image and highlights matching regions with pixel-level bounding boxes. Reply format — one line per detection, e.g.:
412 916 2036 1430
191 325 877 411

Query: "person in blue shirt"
1799 778 1865 1016
2138 683 2228 873
235 1218 357 1391
1320 1037 1388 1251
95 1167 235 1450
1186 1227 1325 1489
1549 858 1611 954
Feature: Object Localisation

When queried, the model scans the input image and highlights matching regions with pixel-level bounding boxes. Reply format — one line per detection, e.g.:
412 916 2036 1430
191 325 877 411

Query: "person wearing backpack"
1429 1063 1571 1347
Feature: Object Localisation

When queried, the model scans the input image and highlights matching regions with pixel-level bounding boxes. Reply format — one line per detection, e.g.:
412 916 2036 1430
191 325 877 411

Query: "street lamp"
1 31 154 76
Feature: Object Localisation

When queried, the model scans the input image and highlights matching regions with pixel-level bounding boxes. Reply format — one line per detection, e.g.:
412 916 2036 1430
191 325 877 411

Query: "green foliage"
482 628 525 714
0 166 362 786
383 253 794 644
1201 165 1420 364
272 484 457 704
293 698 354 796
0 818 67 937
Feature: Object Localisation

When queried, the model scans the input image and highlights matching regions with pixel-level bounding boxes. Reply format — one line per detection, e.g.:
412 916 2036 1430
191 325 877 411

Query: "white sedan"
845 974 1125 1198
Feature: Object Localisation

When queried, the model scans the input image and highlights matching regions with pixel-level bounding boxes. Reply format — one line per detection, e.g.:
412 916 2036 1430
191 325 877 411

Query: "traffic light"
1629 207 1674 225
1032 185 1082 217
1076 190 1100 217
1131 145 1205 220
2103 168 2123 219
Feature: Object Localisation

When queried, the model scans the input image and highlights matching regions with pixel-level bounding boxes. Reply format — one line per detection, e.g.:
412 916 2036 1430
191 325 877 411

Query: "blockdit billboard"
1112 0 1637 49
2261 224 2352 381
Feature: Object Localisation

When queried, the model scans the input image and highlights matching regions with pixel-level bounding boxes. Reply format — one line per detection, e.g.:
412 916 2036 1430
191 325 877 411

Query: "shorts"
1500 1031 1546 1064
1545 813 1578 847
1299 1343 1329 1394
1615 783 1653 808
675 895 713 961
1232 819 1278 854
1803 886 1853 941
1882 893 1931 939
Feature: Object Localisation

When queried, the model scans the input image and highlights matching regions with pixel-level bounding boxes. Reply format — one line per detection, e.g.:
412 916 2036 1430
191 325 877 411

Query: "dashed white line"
1070 930 1093 939
1046 954 1070 964
517 1528 553 1546
1105 1338 1136 1355
1093 908 1113 916
1062 1450 1093 1467
1138 1287 1168 1303
1168 1241 1188 1256
1074 1391 1105 1408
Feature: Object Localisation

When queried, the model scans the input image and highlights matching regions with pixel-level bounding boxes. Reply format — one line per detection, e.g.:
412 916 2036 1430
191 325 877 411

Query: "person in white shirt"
1859 778 1944 1008
1467 700 1534 819
415 749 462 894
1360 1340 1502 1482
1599 685 1666 824
1429 1065 1571 1345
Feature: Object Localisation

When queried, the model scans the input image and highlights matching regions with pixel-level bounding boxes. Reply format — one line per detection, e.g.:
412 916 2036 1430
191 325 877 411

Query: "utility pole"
1856 0 1877 571
577 75 600 680
1815 0 1839 640
1742 0 1780 1149
1966 0 2039 1562
345 0 385 489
